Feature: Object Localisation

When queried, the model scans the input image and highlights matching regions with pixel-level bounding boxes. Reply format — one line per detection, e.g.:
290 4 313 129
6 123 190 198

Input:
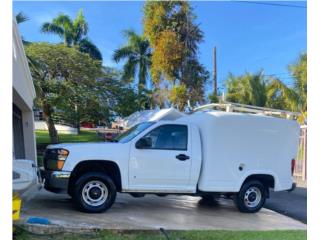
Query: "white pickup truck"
41 111 300 213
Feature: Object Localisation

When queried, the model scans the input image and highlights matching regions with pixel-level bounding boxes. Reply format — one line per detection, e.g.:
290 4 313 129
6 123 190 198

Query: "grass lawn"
35 130 103 166
14 230 307 240
36 130 103 145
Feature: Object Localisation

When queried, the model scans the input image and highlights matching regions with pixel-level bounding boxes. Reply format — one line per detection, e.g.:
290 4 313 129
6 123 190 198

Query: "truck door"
128 124 192 192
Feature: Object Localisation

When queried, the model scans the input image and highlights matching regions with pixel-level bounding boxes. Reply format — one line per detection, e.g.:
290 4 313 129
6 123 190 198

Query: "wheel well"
243 174 275 189
68 160 122 195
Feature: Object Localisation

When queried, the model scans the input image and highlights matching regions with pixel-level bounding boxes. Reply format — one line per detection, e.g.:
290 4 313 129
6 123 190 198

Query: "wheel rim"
244 186 262 208
82 180 108 207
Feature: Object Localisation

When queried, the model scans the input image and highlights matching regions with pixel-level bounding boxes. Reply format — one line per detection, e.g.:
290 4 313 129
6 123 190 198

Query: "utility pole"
213 46 217 95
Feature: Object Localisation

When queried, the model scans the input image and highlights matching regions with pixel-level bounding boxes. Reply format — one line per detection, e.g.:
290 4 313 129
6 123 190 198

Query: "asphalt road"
265 187 307 223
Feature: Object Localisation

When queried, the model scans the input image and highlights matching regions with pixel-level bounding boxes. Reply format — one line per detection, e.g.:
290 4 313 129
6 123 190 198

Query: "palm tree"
112 30 152 88
41 9 102 61
226 71 267 107
267 53 307 122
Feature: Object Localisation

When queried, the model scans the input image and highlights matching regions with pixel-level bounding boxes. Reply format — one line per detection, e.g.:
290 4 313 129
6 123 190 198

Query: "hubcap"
244 187 261 208
82 180 108 207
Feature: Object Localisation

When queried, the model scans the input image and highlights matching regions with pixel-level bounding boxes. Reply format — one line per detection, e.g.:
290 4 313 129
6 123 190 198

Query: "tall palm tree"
112 30 152 88
41 9 102 61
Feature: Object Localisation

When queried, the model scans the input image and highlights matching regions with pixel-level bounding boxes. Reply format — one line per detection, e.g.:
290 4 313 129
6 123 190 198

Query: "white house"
12 19 36 162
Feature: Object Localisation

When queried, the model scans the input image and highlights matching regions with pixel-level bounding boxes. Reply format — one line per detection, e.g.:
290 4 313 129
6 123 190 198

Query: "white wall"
35 121 78 135
12 21 35 109
12 19 37 162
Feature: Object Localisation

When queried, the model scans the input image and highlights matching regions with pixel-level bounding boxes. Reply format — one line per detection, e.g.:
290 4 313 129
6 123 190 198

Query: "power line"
233 1 307 9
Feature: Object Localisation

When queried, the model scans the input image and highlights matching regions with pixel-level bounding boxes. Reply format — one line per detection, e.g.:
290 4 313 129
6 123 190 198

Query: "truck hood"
46 142 123 152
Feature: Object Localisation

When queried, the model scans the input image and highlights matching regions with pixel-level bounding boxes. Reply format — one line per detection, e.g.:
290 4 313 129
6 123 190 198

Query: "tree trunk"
42 101 59 144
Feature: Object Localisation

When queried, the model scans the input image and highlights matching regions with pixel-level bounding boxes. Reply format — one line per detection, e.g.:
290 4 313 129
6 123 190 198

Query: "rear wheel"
73 172 116 213
234 180 267 213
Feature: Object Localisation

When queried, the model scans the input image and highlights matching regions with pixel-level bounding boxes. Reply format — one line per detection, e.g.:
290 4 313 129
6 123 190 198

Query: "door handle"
176 154 190 161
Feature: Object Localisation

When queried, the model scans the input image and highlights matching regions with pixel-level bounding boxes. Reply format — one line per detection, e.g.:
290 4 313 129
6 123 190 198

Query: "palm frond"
41 22 64 38
78 38 102 61
16 12 29 24
267 78 299 111
73 9 88 43
112 46 135 62
52 14 73 27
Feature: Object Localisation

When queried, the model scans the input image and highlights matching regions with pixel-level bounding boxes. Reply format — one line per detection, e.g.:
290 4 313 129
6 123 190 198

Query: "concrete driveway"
20 189 306 231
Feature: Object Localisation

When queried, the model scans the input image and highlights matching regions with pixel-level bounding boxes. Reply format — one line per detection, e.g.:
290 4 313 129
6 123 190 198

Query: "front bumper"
40 168 71 193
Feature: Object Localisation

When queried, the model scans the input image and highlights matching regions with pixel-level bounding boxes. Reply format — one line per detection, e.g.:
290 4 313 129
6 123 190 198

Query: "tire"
73 172 117 213
234 180 267 213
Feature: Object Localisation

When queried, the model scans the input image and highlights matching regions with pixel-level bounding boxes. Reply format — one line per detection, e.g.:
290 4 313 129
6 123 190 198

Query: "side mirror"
136 137 152 149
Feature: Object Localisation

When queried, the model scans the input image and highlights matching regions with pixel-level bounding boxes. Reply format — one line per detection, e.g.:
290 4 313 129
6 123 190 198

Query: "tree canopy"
226 71 267 107
143 0 209 108
26 43 102 142
225 53 307 123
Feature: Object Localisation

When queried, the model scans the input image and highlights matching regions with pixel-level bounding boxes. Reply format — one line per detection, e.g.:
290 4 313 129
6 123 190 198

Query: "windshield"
115 122 155 143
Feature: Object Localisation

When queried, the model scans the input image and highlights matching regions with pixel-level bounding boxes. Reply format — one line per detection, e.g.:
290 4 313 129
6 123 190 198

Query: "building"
12 19 36 161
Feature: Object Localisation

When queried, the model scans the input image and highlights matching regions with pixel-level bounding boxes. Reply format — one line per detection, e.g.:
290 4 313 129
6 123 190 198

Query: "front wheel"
234 180 267 213
73 172 116 213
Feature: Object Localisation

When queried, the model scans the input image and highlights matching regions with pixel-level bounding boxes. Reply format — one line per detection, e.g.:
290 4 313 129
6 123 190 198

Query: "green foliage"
150 30 184 82
113 30 152 88
36 130 103 145
25 43 103 142
226 71 267 107
169 84 189 111
26 43 102 104
15 229 307 240
225 53 307 123
183 58 209 105
267 53 307 123
41 9 102 60
289 53 307 113
208 93 219 103
143 0 208 107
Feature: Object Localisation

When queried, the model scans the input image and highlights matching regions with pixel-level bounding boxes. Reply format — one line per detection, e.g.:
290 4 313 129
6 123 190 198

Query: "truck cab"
41 112 299 213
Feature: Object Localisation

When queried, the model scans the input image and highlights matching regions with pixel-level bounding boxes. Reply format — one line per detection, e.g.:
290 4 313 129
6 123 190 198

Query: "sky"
13 1 307 94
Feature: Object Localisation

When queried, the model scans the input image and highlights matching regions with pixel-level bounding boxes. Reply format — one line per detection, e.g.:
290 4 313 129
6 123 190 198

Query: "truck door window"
115 122 155 143
140 125 187 150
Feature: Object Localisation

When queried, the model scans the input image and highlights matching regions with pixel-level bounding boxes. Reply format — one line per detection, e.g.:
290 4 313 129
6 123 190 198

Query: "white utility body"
41 111 300 213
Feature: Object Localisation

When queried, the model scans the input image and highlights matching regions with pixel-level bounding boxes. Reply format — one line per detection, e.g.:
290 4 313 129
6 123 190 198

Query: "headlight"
44 148 69 171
